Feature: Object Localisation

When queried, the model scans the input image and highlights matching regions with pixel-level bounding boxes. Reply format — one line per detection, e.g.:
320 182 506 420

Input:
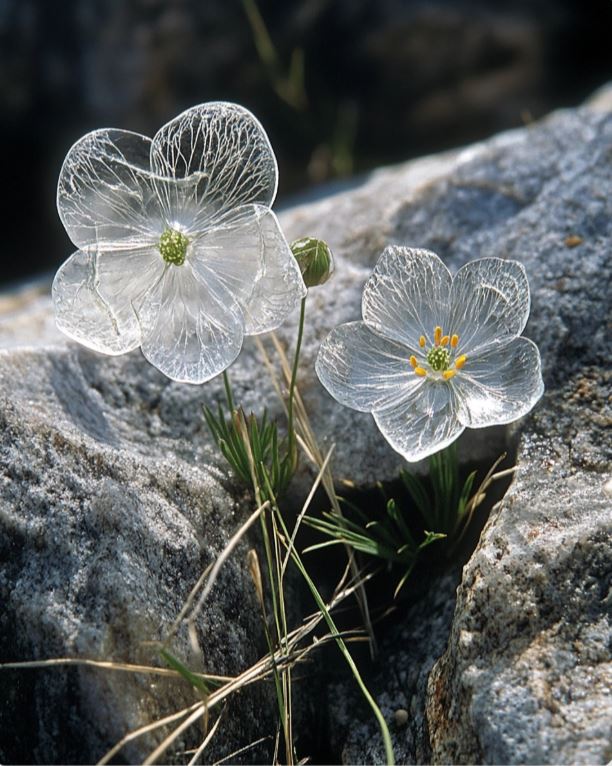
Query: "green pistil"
427 346 450 371
159 228 189 266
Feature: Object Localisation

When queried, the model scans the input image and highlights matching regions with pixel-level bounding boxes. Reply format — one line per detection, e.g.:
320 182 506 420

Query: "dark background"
2 0 611 288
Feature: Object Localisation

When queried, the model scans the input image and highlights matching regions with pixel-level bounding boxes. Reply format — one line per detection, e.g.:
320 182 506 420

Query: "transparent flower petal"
315 322 424 413
241 210 306 335
362 247 452 352
373 381 465 462
52 250 142 355
95 245 166 318
449 258 530 356
138 263 244 384
150 102 278 227
454 337 544 427
189 206 263 308
57 129 163 251
190 206 304 334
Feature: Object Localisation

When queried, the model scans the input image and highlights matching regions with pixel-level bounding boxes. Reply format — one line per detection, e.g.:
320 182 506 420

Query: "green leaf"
159 648 212 696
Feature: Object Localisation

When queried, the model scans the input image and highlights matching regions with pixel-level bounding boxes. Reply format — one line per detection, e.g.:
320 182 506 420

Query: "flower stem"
287 295 307 466
268 492 395 766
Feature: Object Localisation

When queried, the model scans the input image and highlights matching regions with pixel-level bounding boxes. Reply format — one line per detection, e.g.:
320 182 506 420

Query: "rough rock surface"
314 88 611 763
1 88 611 764
0 340 279 763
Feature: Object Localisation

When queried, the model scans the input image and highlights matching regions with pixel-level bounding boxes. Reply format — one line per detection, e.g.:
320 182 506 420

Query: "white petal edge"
373 381 465 463
95 245 166 324
137 263 244 384
189 205 263 310
189 206 305 335
241 209 306 335
454 337 544 428
57 129 163 252
449 257 530 357
52 250 142 355
315 321 425 413
150 102 278 225
362 247 453 353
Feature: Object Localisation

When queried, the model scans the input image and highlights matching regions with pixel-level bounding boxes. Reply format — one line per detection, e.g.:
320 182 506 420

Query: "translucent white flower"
315 247 544 462
53 102 306 383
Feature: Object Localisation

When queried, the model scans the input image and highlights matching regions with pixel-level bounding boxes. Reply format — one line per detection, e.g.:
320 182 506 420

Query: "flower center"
159 228 189 266
409 326 467 381
426 346 450 371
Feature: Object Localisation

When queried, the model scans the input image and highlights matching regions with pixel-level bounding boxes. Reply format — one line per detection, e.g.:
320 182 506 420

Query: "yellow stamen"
441 335 450 346
419 335 426 348
442 369 457 381
455 355 467 369
414 367 427 377
434 326 442 346
451 334 459 348
409 355 418 368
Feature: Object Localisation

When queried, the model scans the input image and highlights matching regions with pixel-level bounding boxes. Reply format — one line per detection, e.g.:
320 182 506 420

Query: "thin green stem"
286 296 307 467
222 370 235 412
265 482 395 766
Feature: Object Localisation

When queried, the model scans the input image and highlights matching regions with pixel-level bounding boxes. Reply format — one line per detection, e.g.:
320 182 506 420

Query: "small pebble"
394 708 409 727
564 234 583 248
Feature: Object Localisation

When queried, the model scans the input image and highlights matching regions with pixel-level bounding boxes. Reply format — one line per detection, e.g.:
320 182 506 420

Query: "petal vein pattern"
373 382 465 462
449 258 530 356
454 337 544 427
241 209 306 335
52 250 142 355
362 247 452 352
315 246 543 462
58 130 163 251
138 264 244 384
53 102 307 382
316 322 423 412
150 103 278 221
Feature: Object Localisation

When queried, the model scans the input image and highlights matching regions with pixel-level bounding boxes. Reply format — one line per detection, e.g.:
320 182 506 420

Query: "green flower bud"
291 237 334 288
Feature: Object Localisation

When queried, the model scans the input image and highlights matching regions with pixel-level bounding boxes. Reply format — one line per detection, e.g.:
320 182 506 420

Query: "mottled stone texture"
1 89 611 764
296 90 610 763
0 343 278 763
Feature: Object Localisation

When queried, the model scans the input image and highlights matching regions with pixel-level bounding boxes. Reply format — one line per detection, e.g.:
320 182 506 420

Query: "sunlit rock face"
0 87 610 763
284 89 609 763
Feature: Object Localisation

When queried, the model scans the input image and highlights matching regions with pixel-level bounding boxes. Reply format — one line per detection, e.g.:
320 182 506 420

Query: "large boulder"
1 85 610 763
0 332 279 762
309 87 611 763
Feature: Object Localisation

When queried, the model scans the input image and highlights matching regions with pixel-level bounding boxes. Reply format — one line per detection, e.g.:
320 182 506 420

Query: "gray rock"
300 90 610 762
0 316 281 761
331 571 462 765
427 454 612 765
1 86 611 764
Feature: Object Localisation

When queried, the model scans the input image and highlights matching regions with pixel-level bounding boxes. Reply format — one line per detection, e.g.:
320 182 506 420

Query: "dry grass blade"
281 444 335 578
186 708 225 766
187 501 269 625
453 453 517 550
247 548 265 610
97 702 204 765
165 500 269 645
143 702 212 766
0 658 225 681
99 560 372 766
255 333 377 655
212 735 272 765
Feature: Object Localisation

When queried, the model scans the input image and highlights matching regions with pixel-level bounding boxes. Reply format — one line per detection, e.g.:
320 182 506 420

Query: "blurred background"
1 0 611 288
